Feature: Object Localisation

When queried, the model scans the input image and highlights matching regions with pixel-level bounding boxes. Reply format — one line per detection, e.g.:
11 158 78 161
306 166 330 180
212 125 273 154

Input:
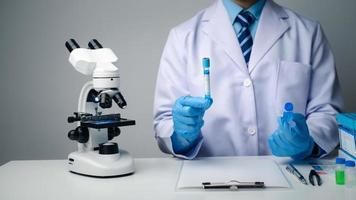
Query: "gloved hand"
171 96 213 154
268 113 315 160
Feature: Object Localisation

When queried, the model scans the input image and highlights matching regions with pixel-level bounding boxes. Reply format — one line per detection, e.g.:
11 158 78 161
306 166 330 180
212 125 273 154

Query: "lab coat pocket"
276 61 311 115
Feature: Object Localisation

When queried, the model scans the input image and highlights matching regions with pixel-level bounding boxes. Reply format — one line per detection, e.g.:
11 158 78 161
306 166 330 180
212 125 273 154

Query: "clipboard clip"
202 180 265 190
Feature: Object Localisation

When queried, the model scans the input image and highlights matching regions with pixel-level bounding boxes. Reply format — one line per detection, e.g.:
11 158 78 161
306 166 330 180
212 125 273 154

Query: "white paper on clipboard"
177 157 290 189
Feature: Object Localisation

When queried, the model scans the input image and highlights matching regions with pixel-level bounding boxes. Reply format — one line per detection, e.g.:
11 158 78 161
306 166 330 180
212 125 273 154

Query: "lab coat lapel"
248 0 290 73
202 0 248 74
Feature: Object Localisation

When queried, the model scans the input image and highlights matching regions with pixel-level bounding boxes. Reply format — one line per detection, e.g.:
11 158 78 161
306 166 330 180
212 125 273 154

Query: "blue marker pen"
202 58 211 99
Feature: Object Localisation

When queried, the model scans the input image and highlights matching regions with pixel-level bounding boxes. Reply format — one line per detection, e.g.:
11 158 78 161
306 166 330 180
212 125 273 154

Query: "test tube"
345 160 356 186
202 58 211 99
282 102 295 127
335 157 346 185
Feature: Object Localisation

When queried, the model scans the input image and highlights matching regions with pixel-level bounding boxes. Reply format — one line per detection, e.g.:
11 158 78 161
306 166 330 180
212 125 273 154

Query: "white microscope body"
65 39 135 177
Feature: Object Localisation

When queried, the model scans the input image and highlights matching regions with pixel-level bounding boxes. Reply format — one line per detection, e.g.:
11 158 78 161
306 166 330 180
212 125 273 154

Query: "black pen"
286 164 308 185
202 180 265 190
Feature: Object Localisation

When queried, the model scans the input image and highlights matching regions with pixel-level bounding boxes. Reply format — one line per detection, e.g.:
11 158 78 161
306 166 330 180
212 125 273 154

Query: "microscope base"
68 149 135 177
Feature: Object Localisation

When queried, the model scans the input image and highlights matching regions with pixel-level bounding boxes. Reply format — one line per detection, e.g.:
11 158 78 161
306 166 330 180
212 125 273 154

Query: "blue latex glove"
171 96 213 154
268 113 314 160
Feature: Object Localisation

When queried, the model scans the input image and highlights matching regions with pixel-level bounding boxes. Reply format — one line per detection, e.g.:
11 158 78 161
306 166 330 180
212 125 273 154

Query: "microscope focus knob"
99 142 119 155
68 130 79 141
108 127 121 141
67 126 89 143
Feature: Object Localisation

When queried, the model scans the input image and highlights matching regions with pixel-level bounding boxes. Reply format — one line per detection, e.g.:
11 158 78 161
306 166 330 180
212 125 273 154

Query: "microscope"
65 39 135 177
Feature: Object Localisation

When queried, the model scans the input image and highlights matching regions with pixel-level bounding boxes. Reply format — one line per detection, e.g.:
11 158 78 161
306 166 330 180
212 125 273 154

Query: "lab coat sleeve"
306 23 344 155
153 29 203 159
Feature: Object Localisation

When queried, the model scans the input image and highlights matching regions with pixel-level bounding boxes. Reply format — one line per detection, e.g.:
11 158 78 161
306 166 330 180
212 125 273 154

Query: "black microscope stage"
68 113 135 129
81 117 135 129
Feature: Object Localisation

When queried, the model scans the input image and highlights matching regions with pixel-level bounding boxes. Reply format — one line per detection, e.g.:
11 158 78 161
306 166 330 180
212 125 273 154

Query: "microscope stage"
81 118 135 129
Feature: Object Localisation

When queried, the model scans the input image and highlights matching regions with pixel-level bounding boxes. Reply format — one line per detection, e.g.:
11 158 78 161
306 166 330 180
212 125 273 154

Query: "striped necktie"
235 11 255 65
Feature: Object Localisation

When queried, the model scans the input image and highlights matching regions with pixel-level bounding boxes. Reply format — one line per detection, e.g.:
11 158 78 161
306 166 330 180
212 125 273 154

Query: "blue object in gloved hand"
268 103 314 160
171 96 213 154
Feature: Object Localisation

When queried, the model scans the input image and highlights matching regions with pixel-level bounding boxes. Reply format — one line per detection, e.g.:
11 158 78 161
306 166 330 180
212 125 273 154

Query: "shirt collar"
223 0 266 24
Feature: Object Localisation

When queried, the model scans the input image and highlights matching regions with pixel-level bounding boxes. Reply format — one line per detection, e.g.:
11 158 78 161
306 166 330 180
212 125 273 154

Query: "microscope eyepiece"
65 39 80 52
88 39 103 49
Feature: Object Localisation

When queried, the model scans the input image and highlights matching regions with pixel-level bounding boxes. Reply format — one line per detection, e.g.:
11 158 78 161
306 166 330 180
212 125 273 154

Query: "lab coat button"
243 79 252 87
248 127 257 135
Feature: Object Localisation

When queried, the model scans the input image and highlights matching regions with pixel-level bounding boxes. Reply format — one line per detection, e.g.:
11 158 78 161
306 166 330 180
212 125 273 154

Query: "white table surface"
0 156 355 200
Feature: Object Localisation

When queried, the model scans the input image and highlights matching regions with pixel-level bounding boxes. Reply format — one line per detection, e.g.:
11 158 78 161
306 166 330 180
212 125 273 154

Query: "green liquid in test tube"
336 170 345 185
335 157 345 185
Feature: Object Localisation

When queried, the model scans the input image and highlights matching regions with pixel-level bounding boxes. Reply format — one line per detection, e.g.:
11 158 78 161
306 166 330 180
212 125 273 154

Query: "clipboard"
177 157 289 190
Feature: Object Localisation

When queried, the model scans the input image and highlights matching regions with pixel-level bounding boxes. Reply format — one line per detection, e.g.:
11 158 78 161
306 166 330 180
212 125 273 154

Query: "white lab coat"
153 0 343 159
